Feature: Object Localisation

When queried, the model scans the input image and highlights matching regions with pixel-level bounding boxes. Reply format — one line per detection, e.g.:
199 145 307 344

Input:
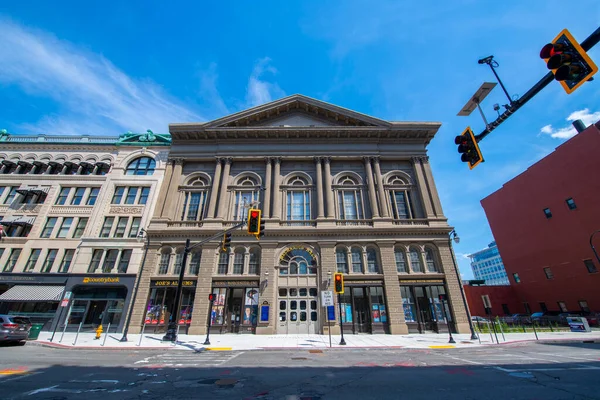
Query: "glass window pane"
299 288 307 296
279 301 286 310
309 288 317 297
290 288 297 297
290 312 297 321
279 312 287 322
310 300 317 310
279 288 287 297
300 301 307 310
290 301 297 310
300 312 307 322
125 187 138 204
311 311 318 321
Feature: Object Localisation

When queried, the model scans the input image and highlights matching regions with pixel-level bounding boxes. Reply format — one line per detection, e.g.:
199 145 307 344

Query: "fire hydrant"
95 324 103 340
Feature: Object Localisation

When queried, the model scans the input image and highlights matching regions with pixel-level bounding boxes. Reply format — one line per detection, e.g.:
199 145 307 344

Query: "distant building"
468 241 509 286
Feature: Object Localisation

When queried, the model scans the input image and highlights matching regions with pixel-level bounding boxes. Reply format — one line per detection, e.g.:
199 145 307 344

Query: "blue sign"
260 305 270 322
327 305 335 321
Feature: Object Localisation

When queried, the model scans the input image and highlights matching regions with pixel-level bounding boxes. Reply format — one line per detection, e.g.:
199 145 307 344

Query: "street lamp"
120 228 150 342
590 230 600 264
448 229 478 341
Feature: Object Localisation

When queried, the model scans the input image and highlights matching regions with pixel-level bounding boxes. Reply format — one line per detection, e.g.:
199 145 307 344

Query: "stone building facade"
130 95 469 336
0 130 170 333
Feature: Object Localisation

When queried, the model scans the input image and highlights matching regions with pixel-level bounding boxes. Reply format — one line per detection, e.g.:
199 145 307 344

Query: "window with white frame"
285 176 311 221
387 175 414 219
189 252 201 275
336 176 364 220
351 247 363 273
409 247 424 273
173 252 184 275
424 248 439 273
232 176 260 221
336 249 349 273
217 251 229 274
233 249 244 274
248 248 260 275
395 248 408 273
180 177 209 221
112 186 150 205
158 252 171 275
366 248 380 273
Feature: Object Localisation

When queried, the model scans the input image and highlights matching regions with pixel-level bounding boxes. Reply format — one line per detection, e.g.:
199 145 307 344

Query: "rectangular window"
173 253 184 275
395 251 407 273
336 251 349 273
128 217 141 238
189 252 201 275
86 187 100 205
100 217 114 238
287 191 310 220
70 187 86 205
125 187 139 205
117 250 132 273
41 249 58 273
40 217 58 238
73 217 88 238
59 249 75 273
543 208 552 219
566 197 577 210
543 267 554 279
3 249 22 272
88 249 103 273
338 190 364 220
539 302 548 312
112 187 125 204
584 259 597 273
55 187 70 205
3 187 18 205
158 253 170 274
501 304 510 315
512 273 521 283
248 251 258 275
24 249 41 272
186 192 203 220
233 191 257 220
138 187 150 205
233 252 244 274
351 250 362 273
558 301 568 313
114 217 128 238
102 249 119 273
57 217 73 238
0 186 4 202
578 301 590 313
390 191 411 219
400 286 416 322
217 251 229 274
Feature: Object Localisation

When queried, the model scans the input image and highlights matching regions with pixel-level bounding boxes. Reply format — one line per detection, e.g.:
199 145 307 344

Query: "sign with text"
60 291 72 307
151 280 197 287
321 290 334 307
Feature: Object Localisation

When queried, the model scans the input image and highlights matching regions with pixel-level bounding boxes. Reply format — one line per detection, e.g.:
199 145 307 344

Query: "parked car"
570 311 599 326
471 316 490 324
531 311 562 326
0 315 32 345
506 313 532 325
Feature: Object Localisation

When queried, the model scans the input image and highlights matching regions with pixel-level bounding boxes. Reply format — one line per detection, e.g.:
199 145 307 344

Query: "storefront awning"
0 216 36 227
0 285 64 301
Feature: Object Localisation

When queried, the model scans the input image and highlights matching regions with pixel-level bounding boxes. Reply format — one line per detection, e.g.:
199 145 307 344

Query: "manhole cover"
309 350 323 354
292 357 308 360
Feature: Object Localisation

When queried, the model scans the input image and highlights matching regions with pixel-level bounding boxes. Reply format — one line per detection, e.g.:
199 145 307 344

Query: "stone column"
129 248 160 333
378 243 409 334
373 157 390 218
164 159 184 221
216 158 232 219
0 165 6 174
363 157 380 218
411 157 435 218
60 165 68 174
263 158 272 218
421 156 445 217
226 249 235 275
243 249 250 275
323 157 335 218
76 165 84 175
271 158 282 220
92 165 99 175
206 158 222 219
255 245 277 335
154 159 175 219
314 157 325 219
188 245 219 335
320 242 340 334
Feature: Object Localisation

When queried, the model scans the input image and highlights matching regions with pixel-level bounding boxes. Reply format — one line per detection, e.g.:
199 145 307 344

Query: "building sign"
0 274 67 284
151 279 197 287
212 280 259 288
321 291 334 307
82 277 120 284
344 280 384 286
279 246 316 262
399 279 444 284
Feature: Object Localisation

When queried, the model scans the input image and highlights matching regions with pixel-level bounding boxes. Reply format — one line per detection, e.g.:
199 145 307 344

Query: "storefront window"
401 286 416 322
369 287 387 323
428 286 446 322
339 293 353 323
243 287 259 326
145 287 194 326
145 288 165 325
211 288 226 325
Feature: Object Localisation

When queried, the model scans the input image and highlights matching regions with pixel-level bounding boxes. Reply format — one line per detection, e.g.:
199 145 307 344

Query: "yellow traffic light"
247 209 261 235
455 126 484 170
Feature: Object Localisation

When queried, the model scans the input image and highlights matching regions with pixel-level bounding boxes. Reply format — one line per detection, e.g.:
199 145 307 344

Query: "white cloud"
245 57 285 107
197 62 229 118
0 17 202 135
539 108 600 139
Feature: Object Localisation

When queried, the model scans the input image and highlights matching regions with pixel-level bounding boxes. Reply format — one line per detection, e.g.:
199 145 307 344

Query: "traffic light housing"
208 293 215 302
455 126 483 170
540 29 598 94
221 232 232 252
334 273 344 294
247 208 263 238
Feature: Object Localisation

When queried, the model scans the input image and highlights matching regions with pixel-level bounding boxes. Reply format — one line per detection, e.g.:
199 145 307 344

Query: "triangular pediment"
203 94 392 128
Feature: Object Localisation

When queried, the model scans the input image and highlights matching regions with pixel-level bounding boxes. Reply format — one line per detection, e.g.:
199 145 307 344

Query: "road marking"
442 355 485 365
0 367 28 375
207 347 233 351
429 345 456 349
537 352 600 362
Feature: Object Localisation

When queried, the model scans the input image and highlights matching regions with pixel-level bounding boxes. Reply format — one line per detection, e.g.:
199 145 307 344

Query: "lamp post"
448 229 478 341
590 230 600 264
120 228 150 342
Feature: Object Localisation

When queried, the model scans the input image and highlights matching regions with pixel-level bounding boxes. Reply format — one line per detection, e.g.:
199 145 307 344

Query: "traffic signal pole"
337 292 346 346
162 221 246 343
475 26 600 143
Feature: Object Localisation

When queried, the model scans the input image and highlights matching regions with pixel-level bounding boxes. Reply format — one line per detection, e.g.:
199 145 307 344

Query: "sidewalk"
33 330 600 351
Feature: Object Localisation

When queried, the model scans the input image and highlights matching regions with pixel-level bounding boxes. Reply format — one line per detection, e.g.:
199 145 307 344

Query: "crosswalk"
134 351 242 368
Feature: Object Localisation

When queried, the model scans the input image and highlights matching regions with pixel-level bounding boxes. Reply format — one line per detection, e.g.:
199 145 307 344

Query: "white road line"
537 352 600 362
441 355 485 365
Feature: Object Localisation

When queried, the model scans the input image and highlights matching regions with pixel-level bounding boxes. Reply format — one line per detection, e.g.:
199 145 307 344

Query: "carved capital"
265 157 273 164
323 156 332 164
313 156 323 164
223 157 233 165
273 157 281 165
371 156 381 164
411 156 429 164
167 157 184 165
173 158 185 166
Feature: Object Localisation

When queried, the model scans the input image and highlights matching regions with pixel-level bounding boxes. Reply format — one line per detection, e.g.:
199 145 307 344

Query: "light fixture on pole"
120 228 150 342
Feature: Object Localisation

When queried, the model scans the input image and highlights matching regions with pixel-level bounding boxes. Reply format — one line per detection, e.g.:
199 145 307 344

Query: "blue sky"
1 1 599 278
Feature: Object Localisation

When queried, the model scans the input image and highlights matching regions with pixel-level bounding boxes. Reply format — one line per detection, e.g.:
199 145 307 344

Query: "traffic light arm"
476 26 600 143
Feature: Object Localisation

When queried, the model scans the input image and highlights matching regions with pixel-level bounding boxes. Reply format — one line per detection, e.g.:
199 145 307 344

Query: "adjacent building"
481 120 600 315
129 94 470 336
0 130 170 333
468 241 509 286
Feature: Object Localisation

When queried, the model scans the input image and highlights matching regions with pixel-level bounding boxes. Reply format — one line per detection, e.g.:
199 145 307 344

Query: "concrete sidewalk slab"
32 330 600 351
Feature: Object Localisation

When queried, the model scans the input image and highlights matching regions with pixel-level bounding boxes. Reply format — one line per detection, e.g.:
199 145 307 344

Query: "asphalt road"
1 341 599 400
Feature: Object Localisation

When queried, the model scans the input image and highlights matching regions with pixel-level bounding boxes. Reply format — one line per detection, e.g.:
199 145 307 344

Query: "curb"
29 341 180 351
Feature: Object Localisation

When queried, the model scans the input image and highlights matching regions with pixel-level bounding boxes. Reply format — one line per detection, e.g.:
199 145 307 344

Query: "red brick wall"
463 285 521 317
481 121 600 314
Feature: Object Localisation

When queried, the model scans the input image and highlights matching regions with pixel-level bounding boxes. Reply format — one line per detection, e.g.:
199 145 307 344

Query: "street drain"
292 357 308 360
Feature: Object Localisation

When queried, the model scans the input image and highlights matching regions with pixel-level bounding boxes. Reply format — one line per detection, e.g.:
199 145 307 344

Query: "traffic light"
334 273 344 294
221 232 232 252
540 29 598 94
208 293 215 302
455 126 483 170
247 208 262 236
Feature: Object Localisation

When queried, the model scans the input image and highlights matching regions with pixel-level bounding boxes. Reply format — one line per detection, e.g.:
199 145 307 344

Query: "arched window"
336 248 349 273
279 248 316 276
387 174 414 220
233 249 244 274
173 251 184 275
366 248 380 273
189 251 201 275
232 175 260 221
351 247 363 273
217 251 229 275
181 177 209 221
395 248 408 273
409 247 424 273
285 175 311 221
336 176 364 220
158 251 171 275
248 248 260 275
126 157 156 175
425 248 438 273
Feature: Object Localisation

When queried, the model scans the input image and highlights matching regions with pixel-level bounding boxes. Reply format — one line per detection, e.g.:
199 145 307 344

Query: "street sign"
321 290 334 307
60 291 72 307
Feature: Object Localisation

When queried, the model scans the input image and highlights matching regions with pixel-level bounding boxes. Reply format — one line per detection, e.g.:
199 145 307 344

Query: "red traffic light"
540 43 566 59
208 294 215 302
335 275 341 281
251 210 259 219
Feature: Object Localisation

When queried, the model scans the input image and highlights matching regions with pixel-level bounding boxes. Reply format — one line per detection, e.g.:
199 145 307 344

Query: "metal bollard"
101 323 111 347
171 324 180 347
137 321 147 347
532 321 539 340
59 322 68 343
72 322 83 346
497 321 506 341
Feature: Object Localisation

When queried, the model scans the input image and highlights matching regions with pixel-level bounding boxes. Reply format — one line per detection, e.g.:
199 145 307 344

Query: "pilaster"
379 242 409 334
323 157 335 218
216 158 232 219
314 157 325 219
206 158 222 219
411 156 435 218
263 157 273 218
188 245 219 335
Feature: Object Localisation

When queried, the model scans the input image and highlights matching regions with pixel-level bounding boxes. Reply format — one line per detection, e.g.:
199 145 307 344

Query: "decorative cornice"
411 156 429 164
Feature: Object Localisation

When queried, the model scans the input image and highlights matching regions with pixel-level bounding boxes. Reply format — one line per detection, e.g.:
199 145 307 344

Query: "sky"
1 1 599 278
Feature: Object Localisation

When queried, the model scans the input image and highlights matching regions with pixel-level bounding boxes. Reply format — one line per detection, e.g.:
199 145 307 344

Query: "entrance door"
352 288 371 333
84 300 108 327
277 287 318 334
415 287 435 332
228 289 243 333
